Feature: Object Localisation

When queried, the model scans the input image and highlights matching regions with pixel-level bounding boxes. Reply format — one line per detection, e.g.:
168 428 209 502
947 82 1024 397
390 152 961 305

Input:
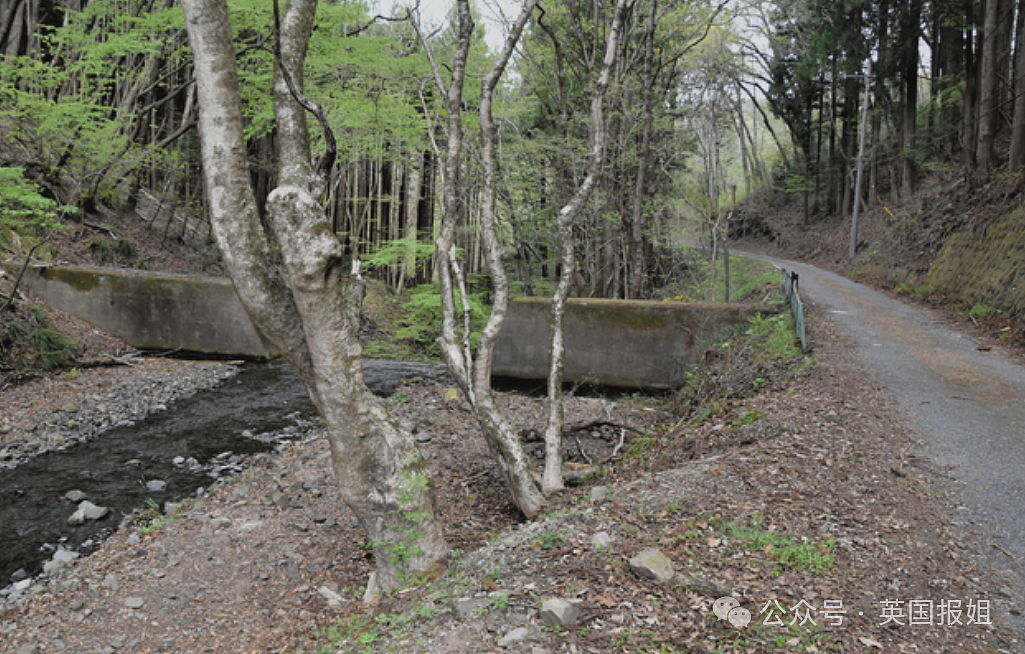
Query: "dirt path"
751 252 1025 639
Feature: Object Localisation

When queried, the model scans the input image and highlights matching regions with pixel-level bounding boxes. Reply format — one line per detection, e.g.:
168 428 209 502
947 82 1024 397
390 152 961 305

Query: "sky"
372 0 521 52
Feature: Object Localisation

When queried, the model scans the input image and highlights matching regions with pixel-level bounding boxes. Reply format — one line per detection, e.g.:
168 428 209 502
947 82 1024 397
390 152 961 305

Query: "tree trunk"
416 0 545 518
626 0 656 300
1009 0 1025 169
977 0 998 175
182 0 447 594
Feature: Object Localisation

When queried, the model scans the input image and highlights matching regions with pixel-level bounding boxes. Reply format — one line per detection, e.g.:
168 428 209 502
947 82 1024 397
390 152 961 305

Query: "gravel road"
751 253 1025 641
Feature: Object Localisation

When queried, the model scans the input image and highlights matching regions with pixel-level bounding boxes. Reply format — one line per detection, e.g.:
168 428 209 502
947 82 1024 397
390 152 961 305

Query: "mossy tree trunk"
182 0 447 594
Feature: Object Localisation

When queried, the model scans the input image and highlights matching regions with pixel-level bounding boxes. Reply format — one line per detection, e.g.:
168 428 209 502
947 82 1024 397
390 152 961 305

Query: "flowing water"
0 359 449 583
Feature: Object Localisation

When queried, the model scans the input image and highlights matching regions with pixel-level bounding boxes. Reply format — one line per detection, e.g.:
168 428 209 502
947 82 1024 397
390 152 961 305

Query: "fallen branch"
991 543 1016 560
71 355 139 370
563 419 644 435
82 221 117 238
1 238 48 316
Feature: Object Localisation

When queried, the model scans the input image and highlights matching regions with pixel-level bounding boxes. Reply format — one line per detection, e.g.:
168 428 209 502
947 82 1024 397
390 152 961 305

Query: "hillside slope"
732 168 1025 350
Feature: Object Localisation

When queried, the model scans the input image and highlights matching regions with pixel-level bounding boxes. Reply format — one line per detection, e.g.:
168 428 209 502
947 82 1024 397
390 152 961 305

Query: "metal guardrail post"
780 267 808 351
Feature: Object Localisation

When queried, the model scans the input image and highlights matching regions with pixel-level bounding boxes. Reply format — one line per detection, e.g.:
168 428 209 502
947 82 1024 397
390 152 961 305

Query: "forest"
4 0 1025 625
2 0 1021 303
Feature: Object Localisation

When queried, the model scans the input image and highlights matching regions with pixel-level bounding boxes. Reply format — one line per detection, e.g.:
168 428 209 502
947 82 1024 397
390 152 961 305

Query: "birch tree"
542 0 634 493
181 0 447 594
415 0 547 518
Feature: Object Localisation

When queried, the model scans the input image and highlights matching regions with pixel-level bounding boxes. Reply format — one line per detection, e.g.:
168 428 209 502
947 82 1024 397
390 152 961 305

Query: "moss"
41 267 101 292
926 205 1025 316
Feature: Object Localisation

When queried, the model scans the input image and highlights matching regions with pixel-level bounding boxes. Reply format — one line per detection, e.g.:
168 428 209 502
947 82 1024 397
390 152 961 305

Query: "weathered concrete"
18 266 273 357
492 297 769 388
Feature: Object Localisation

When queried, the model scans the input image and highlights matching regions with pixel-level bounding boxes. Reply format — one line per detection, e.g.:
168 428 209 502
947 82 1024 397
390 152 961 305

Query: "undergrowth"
1 301 79 373
672 306 812 420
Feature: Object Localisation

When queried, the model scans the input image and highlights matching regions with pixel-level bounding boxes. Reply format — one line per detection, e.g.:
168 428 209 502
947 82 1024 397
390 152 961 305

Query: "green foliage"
725 515 836 574
396 281 490 360
362 237 435 285
88 238 114 263
915 284 935 297
2 302 78 372
27 328 79 371
968 303 996 317
625 434 655 460
736 409 761 425
0 168 72 251
743 313 801 362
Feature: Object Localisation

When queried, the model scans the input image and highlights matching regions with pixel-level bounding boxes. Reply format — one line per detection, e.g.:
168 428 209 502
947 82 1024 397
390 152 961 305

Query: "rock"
68 501 110 525
16 645 40 654
65 489 87 502
443 387 467 410
454 598 489 618
44 548 79 573
629 548 675 583
498 627 530 647
102 573 120 592
363 572 381 606
415 431 432 443
145 479 166 492
590 486 611 502
539 598 582 628
592 531 613 551
124 597 144 609
10 568 27 583
318 585 346 610
264 490 292 509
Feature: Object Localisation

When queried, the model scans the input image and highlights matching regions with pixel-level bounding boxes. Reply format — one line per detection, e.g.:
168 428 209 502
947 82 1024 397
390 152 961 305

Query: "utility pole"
849 59 872 260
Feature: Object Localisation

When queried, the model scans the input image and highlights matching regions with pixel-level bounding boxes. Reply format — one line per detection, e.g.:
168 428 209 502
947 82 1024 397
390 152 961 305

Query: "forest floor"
1 292 1021 652
1 195 1022 652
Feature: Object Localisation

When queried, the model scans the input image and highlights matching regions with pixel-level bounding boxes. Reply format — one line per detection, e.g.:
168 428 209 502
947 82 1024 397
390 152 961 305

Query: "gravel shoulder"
1 308 1021 653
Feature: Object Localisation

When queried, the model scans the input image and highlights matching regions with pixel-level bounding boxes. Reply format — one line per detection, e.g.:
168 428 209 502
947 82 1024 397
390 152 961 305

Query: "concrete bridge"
18 265 769 389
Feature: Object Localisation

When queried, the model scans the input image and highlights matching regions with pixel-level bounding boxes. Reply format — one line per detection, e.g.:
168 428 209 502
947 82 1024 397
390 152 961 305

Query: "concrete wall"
19 266 273 357
492 297 769 389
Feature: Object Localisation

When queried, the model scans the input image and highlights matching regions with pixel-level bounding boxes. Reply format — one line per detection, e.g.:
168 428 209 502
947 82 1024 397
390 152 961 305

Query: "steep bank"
733 169 1025 348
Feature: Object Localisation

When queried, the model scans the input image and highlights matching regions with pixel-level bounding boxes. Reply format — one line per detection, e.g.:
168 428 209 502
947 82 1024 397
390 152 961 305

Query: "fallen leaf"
859 637 884 649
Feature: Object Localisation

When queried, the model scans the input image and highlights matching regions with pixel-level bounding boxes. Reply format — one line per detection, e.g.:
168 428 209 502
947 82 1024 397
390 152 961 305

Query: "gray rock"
102 573 120 592
127 533 141 545
592 531 613 551
53 548 79 564
539 598 582 627
65 489 87 502
629 548 675 583
455 597 489 618
124 597 144 609
16 645 40 654
68 501 110 525
589 485 611 502
145 479 166 492
498 627 530 647
318 585 346 609
363 571 381 606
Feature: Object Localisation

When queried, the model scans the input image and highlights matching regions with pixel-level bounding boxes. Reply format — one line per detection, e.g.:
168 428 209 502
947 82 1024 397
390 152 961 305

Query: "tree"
181 0 447 594
415 0 547 518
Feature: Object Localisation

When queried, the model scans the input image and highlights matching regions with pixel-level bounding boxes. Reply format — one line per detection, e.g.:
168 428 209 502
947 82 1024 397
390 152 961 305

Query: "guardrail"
780 267 808 351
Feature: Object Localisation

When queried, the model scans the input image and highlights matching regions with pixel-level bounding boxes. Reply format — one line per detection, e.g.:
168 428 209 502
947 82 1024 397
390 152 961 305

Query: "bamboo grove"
3 0 1024 297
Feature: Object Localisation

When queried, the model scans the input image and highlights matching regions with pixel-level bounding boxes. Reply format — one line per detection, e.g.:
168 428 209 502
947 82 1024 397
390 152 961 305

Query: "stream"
0 358 450 584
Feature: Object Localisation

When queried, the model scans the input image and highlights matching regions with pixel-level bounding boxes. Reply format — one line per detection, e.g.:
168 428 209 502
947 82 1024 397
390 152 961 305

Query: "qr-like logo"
713 596 751 627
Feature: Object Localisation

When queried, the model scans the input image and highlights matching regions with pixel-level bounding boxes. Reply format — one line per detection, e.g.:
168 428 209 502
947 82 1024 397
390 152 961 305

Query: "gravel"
0 360 239 470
